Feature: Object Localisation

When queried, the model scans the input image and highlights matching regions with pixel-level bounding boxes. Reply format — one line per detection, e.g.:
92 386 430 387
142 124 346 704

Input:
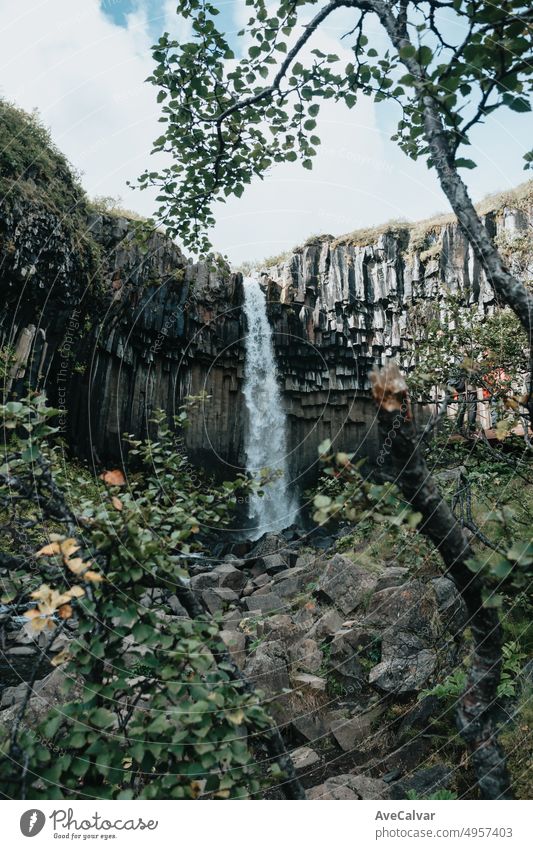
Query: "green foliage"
407 788 458 800
139 1 532 252
497 641 528 699
0 395 274 799
500 685 533 798
420 641 527 703
407 299 528 400
311 441 422 532
0 99 85 216
0 345 16 383
419 666 467 702
466 539 533 609
0 99 105 293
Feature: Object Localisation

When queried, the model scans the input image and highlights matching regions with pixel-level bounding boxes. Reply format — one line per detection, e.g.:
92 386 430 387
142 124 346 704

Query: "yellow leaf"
58 603 73 620
24 608 41 620
31 585 74 612
66 557 87 575
24 611 54 633
51 649 70 667
84 571 104 583
66 586 85 599
36 542 61 557
60 539 80 558
112 496 123 511
190 780 202 799
226 709 245 726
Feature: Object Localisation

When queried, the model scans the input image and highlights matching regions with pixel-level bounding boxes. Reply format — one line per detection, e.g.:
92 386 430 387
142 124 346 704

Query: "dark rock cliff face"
1 165 530 484
263 202 531 481
0 201 247 477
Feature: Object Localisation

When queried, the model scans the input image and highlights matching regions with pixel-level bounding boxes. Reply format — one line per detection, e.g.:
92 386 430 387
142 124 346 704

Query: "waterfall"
242 276 297 539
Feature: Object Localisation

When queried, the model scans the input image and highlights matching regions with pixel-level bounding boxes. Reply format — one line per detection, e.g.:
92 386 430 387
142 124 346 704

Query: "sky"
0 0 531 264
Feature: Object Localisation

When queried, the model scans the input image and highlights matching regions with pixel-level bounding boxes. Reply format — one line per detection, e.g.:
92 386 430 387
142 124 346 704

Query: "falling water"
242 276 297 539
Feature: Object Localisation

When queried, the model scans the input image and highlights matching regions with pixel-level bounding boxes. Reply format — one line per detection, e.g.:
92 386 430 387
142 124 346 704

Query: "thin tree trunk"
371 364 513 799
371 0 533 425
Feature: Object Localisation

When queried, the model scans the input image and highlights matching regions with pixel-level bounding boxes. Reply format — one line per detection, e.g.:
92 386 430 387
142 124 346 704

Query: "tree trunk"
371 364 513 799
371 0 533 426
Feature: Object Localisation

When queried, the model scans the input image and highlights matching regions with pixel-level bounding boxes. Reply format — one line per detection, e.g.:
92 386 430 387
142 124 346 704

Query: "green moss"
332 218 410 249
0 99 105 293
0 99 85 217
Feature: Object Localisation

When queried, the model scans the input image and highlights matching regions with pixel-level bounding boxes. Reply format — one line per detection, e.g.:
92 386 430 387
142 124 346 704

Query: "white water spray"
242 276 297 539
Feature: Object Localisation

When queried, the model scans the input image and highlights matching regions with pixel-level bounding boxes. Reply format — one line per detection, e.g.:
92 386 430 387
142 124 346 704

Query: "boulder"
220 629 246 669
290 746 320 771
316 554 379 615
0 669 83 730
291 712 329 743
398 695 444 736
307 608 344 640
375 567 409 592
243 593 284 615
261 553 290 575
389 764 454 800
308 774 390 800
430 576 468 636
256 613 301 644
243 640 291 723
201 587 239 614
253 573 271 589
364 580 440 642
249 533 286 560
380 737 432 776
289 638 323 674
272 565 311 599
369 650 436 694
190 564 247 595
292 673 327 692
212 563 248 594
190 571 219 592
329 629 366 693
330 714 372 752
167 594 189 617
220 608 243 629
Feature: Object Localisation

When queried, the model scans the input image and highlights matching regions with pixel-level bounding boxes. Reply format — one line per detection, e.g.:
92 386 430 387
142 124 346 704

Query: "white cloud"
0 0 160 212
0 0 528 265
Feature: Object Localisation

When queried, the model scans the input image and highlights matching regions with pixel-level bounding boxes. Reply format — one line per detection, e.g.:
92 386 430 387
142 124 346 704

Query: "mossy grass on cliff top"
335 180 532 251
261 180 532 269
90 194 146 222
0 99 86 218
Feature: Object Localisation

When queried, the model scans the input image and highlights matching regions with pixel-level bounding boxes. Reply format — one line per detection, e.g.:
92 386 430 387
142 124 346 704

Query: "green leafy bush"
0 395 274 799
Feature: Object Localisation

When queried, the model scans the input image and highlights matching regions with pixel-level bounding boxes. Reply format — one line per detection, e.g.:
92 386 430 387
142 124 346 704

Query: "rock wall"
0 197 247 477
263 200 531 480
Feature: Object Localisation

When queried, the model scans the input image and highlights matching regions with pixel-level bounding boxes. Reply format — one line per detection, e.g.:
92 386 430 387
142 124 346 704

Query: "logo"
20 810 46 837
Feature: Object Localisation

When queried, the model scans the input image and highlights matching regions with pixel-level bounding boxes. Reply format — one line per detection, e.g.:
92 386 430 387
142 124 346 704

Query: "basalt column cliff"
0 102 531 481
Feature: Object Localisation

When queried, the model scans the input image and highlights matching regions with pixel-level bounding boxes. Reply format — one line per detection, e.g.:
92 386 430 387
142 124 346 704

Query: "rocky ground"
1 526 478 800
